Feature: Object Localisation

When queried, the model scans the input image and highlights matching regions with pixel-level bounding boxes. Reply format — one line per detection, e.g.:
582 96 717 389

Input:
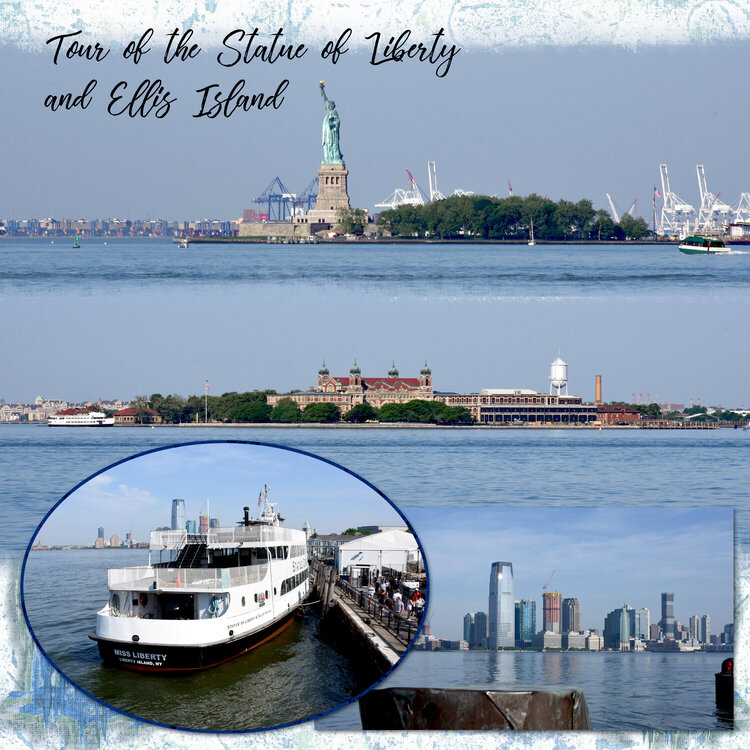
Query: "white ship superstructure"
48 410 114 426
90 492 310 671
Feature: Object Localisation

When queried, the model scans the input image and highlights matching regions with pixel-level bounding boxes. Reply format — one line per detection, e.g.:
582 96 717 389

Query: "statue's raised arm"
319 81 344 165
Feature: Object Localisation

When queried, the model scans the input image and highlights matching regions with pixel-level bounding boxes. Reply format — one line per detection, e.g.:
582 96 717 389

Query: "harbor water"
316 649 734 731
5 424 750 552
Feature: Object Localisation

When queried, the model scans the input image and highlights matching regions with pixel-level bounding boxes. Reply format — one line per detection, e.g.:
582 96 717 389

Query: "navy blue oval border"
20 438 430 734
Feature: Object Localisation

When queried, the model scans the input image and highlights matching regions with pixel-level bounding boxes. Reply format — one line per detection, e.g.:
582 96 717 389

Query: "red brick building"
597 403 641 425
114 407 163 425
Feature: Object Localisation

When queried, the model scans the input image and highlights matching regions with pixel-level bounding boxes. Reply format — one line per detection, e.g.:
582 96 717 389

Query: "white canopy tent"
334 529 420 581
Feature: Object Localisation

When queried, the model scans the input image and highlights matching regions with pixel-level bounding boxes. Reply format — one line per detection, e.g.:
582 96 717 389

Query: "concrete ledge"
359 687 592 730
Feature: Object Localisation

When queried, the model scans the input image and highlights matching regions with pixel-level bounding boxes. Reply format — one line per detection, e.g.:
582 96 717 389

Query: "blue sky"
33 441 407 546
406 506 734 639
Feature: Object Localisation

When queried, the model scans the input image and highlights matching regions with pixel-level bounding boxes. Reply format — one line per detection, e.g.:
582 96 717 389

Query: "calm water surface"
4 424 749 551
316 650 734 731
23 549 362 731
1 238 749 298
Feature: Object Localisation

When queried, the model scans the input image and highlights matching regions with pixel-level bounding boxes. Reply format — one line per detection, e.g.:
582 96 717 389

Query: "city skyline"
31 442 408 546
407 507 733 640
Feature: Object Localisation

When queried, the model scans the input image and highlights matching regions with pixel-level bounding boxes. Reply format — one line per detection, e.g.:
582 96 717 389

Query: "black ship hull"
89 606 300 672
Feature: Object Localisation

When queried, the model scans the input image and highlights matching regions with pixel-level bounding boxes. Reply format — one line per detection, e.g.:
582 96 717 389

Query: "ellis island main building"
267 361 599 424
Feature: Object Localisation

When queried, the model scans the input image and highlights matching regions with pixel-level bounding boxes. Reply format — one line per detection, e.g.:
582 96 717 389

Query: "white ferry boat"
48 410 114 427
89 491 310 672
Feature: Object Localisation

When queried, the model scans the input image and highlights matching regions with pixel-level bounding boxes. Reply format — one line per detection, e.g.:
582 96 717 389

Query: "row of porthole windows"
280 569 308 595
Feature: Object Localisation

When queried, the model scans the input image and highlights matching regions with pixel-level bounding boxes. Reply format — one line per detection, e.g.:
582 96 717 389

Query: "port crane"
605 194 637 223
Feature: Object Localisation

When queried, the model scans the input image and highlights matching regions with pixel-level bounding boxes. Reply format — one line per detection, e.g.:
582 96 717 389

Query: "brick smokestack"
595 375 602 406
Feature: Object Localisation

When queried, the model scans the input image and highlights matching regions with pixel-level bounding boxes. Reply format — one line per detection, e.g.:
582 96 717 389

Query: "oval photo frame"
21 440 428 732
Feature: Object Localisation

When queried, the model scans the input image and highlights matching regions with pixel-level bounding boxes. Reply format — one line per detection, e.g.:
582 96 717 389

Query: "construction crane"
543 569 556 593
605 194 638 223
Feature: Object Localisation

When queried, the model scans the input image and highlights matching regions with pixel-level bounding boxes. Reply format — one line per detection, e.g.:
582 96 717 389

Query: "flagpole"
205 379 208 424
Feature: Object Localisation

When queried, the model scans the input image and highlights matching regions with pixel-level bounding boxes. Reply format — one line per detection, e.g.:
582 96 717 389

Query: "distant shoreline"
5 235 749 246
7 421 731 430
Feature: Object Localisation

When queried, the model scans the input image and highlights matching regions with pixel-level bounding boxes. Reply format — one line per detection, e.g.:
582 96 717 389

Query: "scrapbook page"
1 1 748 748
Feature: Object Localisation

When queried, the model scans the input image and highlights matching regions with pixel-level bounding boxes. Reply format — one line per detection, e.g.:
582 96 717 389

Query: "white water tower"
549 356 568 396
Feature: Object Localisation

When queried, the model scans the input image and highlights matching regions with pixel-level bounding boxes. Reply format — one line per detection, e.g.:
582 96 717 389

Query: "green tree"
590 210 617 241
302 402 341 422
631 403 662 419
618 214 650 239
231 401 272 422
131 395 152 424
271 398 302 423
342 402 380 422
336 207 368 235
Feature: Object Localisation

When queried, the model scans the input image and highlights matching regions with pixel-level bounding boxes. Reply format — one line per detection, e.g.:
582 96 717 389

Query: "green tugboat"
72 231 80 249
678 235 730 254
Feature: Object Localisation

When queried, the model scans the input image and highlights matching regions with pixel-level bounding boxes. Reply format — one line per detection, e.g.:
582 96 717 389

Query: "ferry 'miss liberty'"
89 490 310 672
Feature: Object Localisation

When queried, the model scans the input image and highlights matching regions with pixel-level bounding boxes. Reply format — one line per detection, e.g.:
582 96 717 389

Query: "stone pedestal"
303 162 351 225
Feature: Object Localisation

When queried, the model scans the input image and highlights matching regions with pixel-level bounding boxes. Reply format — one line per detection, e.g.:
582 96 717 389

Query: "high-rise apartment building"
689 615 700 641
701 614 711 644
488 562 515 648
604 605 631 650
561 597 581 633
543 591 561 633
628 607 650 641
474 611 488 648
660 592 675 639
171 498 186 531
463 613 475 644
515 599 536 647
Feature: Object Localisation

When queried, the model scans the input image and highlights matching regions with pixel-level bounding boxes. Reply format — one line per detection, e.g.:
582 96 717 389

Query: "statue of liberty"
320 81 344 165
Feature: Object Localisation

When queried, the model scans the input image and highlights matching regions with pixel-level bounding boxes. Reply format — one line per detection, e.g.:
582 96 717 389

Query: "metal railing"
335 578 420 645
108 563 269 590
150 525 293 550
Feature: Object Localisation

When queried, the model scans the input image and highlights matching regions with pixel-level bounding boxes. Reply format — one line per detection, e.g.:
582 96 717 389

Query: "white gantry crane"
427 161 445 202
606 194 637 223
375 168 427 210
731 192 750 224
695 164 731 232
658 163 695 238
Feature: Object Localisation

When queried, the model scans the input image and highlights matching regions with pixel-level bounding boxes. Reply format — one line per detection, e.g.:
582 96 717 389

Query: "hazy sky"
1 41 749 218
407 506 734 640
3 284 747 405
32 441 407 546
